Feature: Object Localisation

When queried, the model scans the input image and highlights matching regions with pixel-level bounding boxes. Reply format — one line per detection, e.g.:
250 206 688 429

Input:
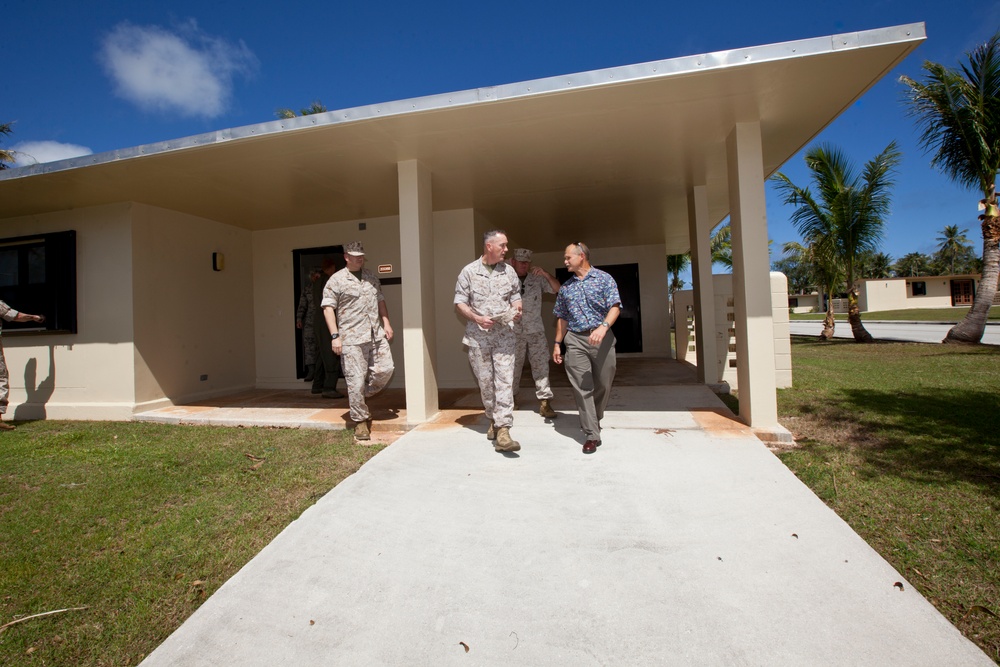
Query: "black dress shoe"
582 440 598 454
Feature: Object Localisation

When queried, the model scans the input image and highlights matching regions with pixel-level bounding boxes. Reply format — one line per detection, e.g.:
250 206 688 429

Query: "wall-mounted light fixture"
213 252 225 271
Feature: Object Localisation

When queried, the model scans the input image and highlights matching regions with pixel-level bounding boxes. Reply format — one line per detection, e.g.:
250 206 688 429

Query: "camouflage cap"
513 248 532 262
345 241 365 256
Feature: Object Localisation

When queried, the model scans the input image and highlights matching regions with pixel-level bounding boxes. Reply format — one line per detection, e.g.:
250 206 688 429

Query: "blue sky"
5 0 1000 263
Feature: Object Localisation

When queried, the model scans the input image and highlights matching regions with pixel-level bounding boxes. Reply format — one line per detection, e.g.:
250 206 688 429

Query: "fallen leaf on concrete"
894 582 905 591
791 533 798 539
654 428 674 436
310 620 315 625
458 641 470 652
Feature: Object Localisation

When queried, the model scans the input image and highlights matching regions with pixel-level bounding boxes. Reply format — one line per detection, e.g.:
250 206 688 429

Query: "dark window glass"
0 231 76 334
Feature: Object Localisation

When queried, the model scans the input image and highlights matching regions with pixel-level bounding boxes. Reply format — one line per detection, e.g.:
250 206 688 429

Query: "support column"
687 184 720 384
726 122 778 429
398 160 439 423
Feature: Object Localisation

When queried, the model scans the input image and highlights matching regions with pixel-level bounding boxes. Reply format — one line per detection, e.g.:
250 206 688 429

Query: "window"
911 281 926 297
0 231 77 334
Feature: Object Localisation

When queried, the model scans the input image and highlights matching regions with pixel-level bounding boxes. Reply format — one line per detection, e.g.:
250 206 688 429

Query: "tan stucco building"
0 24 925 433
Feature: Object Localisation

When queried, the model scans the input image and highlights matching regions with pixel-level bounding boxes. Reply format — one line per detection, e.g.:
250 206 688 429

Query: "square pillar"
687 184 721 384
726 122 778 429
398 160 438 423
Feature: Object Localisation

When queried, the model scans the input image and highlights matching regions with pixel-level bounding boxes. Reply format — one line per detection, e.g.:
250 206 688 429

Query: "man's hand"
552 343 563 365
477 315 494 330
588 326 607 347
384 323 394 341
332 339 343 356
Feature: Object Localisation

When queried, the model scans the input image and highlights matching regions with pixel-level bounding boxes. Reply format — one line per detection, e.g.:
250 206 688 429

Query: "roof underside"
0 24 924 255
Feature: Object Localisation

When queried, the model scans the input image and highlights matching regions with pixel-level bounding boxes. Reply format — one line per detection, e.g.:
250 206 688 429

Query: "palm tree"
901 31 1000 343
859 251 894 279
710 222 732 270
933 224 973 274
780 240 842 339
1 122 15 170
666 253 690 327
275 101 328 119
894 251 933 277
772 141 901 343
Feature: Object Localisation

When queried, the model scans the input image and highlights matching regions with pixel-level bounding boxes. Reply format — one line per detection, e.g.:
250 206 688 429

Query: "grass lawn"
789 306 1000 321
774 338 1000 662
0 422 382 665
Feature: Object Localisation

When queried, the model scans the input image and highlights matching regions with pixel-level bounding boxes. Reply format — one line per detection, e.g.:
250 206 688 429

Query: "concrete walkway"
138 380 992 665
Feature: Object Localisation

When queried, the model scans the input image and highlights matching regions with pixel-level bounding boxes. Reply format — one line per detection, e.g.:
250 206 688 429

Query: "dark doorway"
555 262 642 353
292 245 345 379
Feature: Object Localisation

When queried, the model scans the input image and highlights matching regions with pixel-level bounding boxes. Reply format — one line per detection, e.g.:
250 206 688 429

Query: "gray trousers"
563 329 616 441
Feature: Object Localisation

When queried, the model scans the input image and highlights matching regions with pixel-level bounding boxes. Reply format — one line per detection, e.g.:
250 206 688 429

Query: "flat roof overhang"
0 23 925 254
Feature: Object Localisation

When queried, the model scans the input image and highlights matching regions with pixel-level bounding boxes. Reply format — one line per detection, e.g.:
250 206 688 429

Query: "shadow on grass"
808 386 1000 496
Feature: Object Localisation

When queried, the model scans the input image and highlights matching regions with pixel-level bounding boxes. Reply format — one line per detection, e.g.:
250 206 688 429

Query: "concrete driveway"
138 384 992 666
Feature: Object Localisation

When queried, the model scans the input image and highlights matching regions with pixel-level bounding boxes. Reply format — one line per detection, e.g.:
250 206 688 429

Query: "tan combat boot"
486 420 496 440
494 427 521 452
539 399 557 419
354 420 371 441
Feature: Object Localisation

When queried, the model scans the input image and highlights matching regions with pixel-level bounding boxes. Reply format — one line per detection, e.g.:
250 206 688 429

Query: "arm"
552 318 567 364
323 306 343 355
378 300 393 341
13 312 45 324
531 266 561 293
587 305 621 346
455 302 494 330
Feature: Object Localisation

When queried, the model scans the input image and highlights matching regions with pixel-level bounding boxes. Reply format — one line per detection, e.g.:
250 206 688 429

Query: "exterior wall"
674 272 791 390
528 244 671 356
252 214 405 389
788 293 820 314
131 204 255 410
0 203 137 420
860 276 981 311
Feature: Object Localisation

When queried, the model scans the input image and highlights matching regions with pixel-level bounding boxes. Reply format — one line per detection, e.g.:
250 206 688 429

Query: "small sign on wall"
378 264 392 274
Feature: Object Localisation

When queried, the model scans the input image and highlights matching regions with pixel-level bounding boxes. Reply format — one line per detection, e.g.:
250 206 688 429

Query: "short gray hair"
483 229 507 246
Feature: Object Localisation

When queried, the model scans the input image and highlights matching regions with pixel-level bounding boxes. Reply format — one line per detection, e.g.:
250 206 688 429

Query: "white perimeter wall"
1 203 136 420
131 203 255 410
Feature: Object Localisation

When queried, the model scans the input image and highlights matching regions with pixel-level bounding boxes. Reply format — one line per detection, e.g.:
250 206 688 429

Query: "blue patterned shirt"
553 267 621 332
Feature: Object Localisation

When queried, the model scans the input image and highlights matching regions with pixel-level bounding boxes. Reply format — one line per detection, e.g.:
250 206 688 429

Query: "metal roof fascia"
0 22 925 182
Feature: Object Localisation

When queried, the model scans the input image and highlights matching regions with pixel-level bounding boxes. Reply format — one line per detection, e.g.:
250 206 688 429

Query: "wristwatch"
330 333 340 340
601 321 610 328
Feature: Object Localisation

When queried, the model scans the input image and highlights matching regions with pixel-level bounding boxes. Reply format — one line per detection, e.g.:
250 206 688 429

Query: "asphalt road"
789 320 1000 345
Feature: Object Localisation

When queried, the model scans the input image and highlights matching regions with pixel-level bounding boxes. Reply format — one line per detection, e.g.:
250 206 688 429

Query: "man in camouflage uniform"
0 300 46 430
322 242 394 441
510 248 561 419
311 258 343 398
295 270 320 381
454 230 523 453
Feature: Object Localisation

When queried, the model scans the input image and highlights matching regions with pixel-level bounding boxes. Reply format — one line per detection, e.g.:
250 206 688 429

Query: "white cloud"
11 141 93 167
98 20 258 118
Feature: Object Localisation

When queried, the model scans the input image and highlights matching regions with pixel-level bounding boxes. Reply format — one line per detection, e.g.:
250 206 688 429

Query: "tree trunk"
944 195 1000 344
847 288 874 343
820 292 836 340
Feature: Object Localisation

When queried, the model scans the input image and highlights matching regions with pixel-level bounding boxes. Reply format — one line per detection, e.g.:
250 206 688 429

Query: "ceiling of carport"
0 24 925 255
